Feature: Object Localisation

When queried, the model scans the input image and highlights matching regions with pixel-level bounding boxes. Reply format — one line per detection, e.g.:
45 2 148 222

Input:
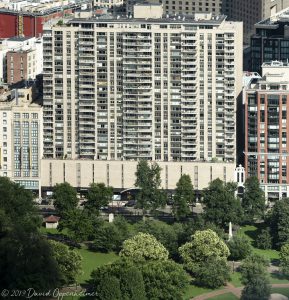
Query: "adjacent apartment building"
40 5 242 192
0 85 42 195
244 61 289 200
251 8 289 74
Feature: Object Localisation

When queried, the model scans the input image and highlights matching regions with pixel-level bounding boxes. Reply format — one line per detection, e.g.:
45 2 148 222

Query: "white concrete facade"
42 12 243 164
41 159 236 191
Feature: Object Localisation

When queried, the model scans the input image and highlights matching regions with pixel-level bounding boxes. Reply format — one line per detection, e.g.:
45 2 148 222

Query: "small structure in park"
44 215 60 229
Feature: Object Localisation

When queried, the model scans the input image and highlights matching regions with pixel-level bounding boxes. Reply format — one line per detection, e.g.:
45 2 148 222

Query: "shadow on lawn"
271 271 289 281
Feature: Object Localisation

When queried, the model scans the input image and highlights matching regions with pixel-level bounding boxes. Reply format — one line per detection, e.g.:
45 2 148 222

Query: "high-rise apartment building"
244 61 289 200
251 8 289 74
0 86 42 195
42 6 242 163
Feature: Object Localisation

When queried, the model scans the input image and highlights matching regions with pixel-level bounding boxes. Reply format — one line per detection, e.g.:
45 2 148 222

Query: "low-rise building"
0 85 42 196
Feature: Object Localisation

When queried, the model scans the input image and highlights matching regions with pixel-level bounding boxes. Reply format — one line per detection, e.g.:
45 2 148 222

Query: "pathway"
192 283 289 300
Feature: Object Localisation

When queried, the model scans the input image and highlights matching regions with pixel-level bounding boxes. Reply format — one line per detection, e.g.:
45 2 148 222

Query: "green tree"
241 277 271 300
172 174 195 220
85 182 113 214
120 232 169 262
193 256 231 289
242 176 266 221
240 254 271 300
179 229 230 287
59 209 100 242
96 274 122 300
135 160 166 215
53 182 78 217
269 198 289 248
256 228 272 250
141 260 189 300
90 260 146 300
202 179 243 227
0 177 61 291
93 217 131 253
279 243 289 277
134 220 180 258
227 235 252 260
239 254 269 285
49 240 82 285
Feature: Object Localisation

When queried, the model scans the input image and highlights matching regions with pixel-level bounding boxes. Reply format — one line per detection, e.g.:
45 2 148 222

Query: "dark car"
124 200 136 207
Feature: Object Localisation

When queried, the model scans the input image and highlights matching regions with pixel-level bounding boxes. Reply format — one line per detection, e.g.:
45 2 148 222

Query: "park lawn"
271 288 289 297
76 248 119 283
238 225 280 262
183 285 214 300
230 272 242 287
40 226 69 236
207 292 238 300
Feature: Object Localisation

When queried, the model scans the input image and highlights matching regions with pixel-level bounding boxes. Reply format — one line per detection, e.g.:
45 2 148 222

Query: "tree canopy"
269 198 289 248
85 182 113 214
242 176 266 221
179 229 230 287
119 232 169 262
53 182 78 217
135 160 166 213
0 177 61 291
49 240 82 285
202 179 243 227
227 234 252 261
172 174 195 220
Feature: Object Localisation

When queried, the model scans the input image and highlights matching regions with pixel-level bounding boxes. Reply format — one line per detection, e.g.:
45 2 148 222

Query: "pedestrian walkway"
192 283 289 300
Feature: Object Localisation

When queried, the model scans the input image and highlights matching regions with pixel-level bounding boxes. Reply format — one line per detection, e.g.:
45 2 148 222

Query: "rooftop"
68 13 227 25
256 7 289 27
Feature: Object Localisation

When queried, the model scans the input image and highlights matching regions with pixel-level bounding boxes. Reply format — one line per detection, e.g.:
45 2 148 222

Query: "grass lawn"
238 225 279 262
183 285 214 300
230 272 242 287
207 293 239 300
76 248 119 283
271 288 289 297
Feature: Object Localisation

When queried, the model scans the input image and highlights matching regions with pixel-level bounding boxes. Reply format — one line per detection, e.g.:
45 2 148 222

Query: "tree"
85 182 113 214
95 275 122 300
269 198 289 248
179 229 230 287
49 240 82 285
0 177 61 291
240 254 271 300
90 260 146 300
227 235 252 260
256 228 272 250
193 257 231 289
53 182 78 217
241 277 271 300
134 220 180 259
279 243 289 277
242 176 266 221
93 217 131 253
202 179 243 227
141 260 189 300
59 209 100 242
120 232 169 262
172 174 195 220
239 254 269 285
135 160 166 215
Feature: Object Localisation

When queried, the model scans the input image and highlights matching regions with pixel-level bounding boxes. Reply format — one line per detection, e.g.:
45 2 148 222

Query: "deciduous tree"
85 182 113 214
202 179 243 227
120 232 169 262
53 182 78 217
135 160 166 215
172 174 195 220
242 176 266 221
